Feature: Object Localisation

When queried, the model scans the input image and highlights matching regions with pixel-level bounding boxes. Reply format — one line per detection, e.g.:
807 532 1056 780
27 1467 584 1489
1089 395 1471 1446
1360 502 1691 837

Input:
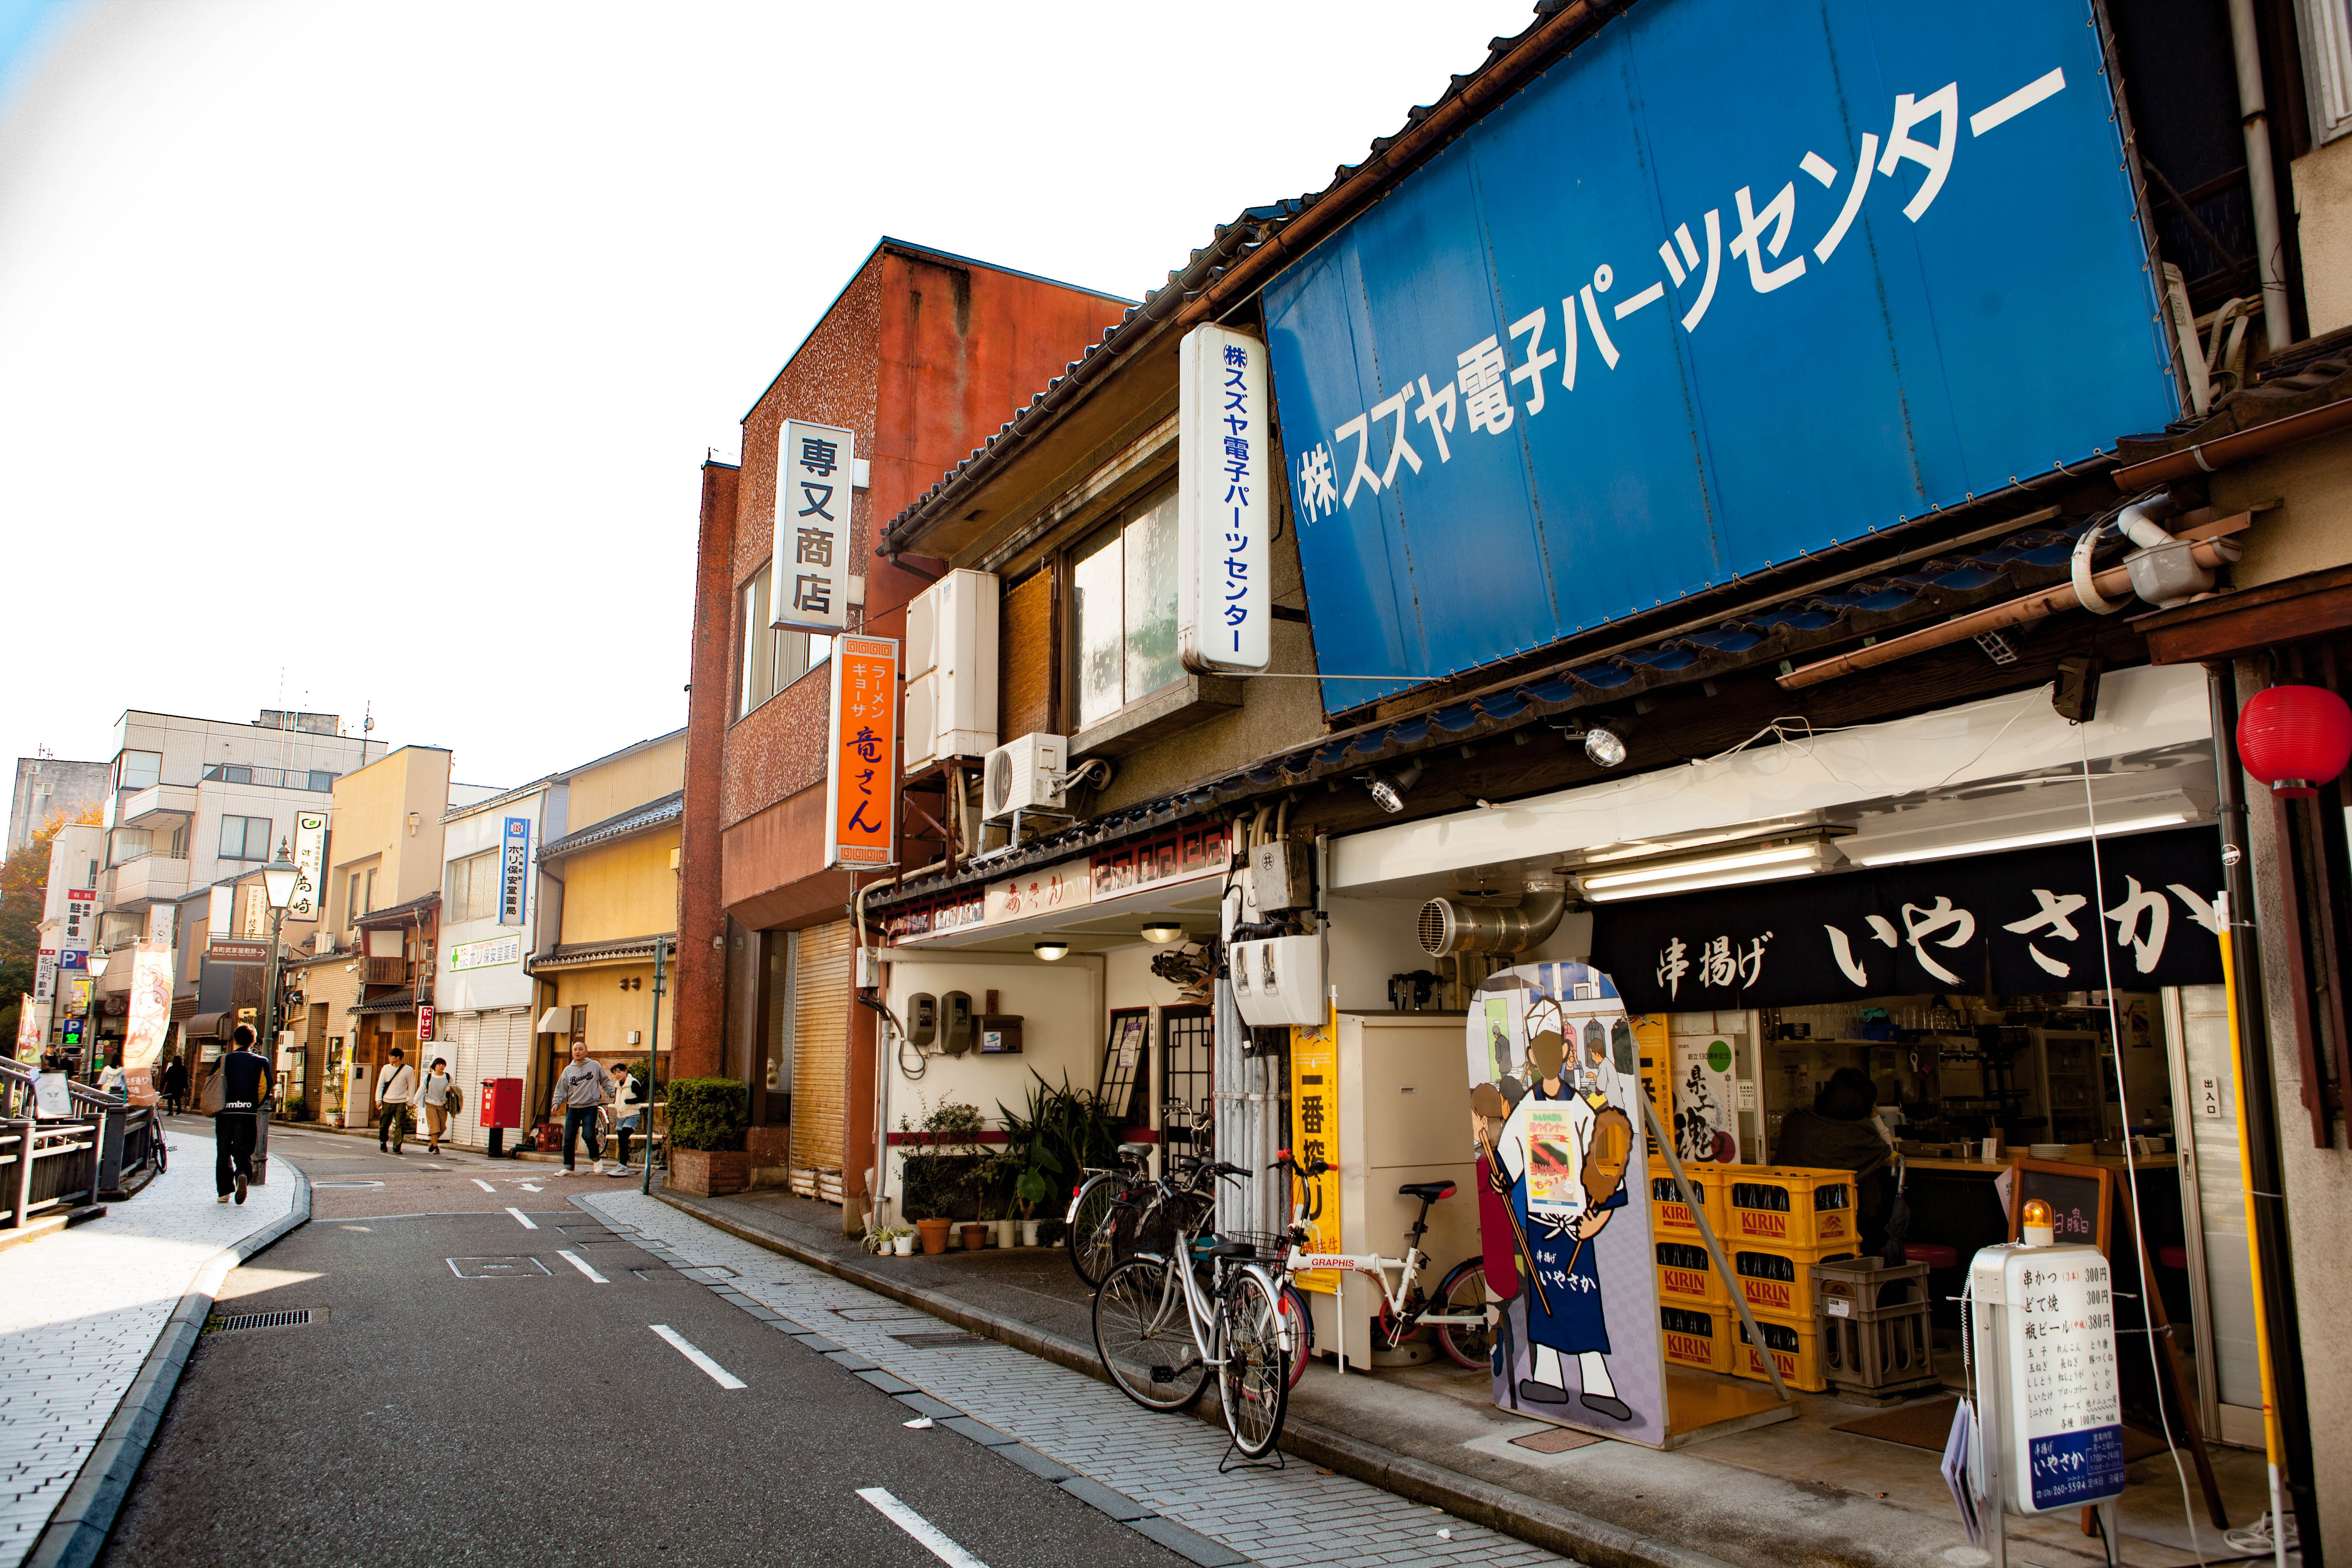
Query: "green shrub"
667 1077 748 1152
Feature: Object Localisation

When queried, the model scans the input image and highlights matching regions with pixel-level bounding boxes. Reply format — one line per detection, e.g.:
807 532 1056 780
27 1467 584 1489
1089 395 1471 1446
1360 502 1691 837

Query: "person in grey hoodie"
549 1041 614 1176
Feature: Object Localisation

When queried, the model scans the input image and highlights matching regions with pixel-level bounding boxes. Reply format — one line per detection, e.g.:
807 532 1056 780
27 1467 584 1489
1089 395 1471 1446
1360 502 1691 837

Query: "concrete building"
26 823 103 1055
676 239 1132 1206
7 756 108 859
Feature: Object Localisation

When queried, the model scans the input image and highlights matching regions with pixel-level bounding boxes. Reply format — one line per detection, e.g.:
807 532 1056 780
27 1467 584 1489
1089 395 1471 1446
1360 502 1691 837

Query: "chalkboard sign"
2006 1158 2112 1255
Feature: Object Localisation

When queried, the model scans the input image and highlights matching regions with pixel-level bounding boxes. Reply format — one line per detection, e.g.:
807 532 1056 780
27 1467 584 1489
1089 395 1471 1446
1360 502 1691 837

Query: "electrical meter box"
1304 1011 1480 1370
1250 839 1313 913
1230 934 1325 1027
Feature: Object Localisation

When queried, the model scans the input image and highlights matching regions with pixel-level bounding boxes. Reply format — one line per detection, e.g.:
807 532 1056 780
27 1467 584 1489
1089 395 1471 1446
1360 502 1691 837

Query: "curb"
652 1189 1739 1568
24 1159 313 1568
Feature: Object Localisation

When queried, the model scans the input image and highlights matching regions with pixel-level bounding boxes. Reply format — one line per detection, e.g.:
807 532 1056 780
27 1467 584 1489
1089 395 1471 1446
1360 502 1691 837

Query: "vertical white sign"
773 419 856 635
146 903 176 950
290 810 328 923
242 883 267 938
34 951 55 1005
1177 323 1271 671
62 888 95 954
207 883 233 938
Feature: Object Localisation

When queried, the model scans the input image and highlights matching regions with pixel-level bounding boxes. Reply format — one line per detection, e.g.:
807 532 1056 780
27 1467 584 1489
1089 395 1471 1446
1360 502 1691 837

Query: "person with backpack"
608 1063 647 1176
209 1024 273 1204
374 1047 417 1155
419 1056 456 1155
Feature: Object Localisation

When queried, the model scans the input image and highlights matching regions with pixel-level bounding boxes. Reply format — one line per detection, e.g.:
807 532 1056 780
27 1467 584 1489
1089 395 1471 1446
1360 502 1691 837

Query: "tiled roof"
349 988 415 1016
538 791 683 860
525 935 668 972
357 891 439 928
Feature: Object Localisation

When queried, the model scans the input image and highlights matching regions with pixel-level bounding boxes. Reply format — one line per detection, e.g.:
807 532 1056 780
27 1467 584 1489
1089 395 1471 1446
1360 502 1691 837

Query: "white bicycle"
1092 1156 1293 1460
1272 1150 1495 1370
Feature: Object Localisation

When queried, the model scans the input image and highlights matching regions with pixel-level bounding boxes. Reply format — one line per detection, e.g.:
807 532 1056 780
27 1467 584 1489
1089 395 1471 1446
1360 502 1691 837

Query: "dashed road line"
557 1250 609 1283
855 1487 989 1568
650 1324 745 1389
472 1179 496 1192
506 1207 537 1229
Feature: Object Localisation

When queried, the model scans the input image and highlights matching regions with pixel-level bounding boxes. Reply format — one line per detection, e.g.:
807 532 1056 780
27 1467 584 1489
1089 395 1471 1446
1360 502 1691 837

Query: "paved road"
100 1131 1197 1568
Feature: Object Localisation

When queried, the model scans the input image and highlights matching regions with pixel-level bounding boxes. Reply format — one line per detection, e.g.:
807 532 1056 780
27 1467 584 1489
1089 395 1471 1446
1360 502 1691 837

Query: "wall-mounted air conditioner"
983 733 1066 823
1229 934 1325 1027
901 568 998 774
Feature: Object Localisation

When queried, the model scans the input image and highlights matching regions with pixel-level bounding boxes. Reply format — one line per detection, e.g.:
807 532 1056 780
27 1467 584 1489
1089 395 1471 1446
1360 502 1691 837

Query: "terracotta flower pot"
958 1222 988 1251
916 1217 952 1255
670 1148 750 1197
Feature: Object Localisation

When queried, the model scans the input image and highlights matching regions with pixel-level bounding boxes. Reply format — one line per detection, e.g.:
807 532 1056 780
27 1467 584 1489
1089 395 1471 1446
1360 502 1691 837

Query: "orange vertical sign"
824 634 899 869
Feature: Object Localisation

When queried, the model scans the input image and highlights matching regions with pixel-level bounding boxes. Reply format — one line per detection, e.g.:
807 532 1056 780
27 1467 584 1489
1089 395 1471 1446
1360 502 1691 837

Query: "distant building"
7 756 109 858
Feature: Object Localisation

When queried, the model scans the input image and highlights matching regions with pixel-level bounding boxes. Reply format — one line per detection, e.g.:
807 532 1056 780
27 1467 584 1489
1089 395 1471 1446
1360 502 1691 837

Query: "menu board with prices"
1984 1242 2125 1514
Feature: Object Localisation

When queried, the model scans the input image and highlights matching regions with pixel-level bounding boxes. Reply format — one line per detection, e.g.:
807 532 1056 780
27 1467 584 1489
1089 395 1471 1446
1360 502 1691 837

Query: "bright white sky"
0 0 1536 792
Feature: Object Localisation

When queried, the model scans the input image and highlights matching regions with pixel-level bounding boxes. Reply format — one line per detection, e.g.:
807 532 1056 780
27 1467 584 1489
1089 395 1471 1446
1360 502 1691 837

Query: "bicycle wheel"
1278 1282 1313 1389
1216 1268 1290 1459
1067 1177 1120 1287
1432 1258 1496 1371
1095 1259 1209 1413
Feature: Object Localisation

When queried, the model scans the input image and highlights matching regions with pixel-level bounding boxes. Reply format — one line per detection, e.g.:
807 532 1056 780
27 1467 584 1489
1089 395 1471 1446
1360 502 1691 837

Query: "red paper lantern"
2237 684 2352 799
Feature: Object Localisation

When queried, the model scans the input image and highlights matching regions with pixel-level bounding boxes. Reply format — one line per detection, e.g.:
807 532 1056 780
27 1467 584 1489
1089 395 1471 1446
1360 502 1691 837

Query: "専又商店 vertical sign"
500 816 531 925
1177 324 1269 672
774 420 857 636
824 634 899 871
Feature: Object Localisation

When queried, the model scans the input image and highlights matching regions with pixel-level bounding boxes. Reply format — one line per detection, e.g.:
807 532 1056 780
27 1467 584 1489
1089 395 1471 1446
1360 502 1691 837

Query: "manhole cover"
447 1257 553 1278
1509 1427 1601 1455
891 1331 992 1350
204 1309 317 1334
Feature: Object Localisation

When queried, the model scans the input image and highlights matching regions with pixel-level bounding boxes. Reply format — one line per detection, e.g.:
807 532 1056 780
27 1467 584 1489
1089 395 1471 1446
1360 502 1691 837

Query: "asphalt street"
99 1124 1198 1568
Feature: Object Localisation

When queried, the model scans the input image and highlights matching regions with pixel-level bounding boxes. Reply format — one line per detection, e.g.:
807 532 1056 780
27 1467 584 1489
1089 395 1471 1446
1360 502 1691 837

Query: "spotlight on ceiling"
1583 727 1628 768
1140 922 1186 945
1032 939 1070 962
1362 760 1424 815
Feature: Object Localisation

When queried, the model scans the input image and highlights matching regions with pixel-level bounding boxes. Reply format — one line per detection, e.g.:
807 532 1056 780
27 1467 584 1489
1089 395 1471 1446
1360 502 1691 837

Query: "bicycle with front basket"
1271 1150 1493 1370
1092 1155 1292 1460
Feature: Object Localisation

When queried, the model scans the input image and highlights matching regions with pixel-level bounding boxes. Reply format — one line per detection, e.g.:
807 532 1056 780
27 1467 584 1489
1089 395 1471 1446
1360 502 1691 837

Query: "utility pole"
642 936 667 1197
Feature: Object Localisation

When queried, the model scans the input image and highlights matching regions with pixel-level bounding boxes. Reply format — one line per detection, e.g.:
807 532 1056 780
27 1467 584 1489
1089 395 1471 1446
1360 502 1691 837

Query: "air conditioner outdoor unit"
983 733 1067 822
901 568 998 773
902 672 938 774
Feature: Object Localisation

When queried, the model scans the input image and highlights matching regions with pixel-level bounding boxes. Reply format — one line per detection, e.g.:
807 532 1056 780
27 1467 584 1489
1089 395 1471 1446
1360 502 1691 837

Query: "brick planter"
670 1148 750 1197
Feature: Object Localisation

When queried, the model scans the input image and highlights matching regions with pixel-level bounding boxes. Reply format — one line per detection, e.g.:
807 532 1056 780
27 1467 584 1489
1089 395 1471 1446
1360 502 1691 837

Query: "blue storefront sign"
1262 0 2180 709
499 816 531 926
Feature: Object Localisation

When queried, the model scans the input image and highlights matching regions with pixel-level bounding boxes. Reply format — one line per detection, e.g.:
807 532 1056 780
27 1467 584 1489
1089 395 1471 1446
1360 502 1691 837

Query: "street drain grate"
890 1331 992 1349
206 1310 314 1334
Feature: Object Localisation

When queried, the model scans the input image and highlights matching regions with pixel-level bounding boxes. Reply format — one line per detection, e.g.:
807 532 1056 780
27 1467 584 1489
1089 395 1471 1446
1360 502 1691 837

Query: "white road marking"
506 1207 538 1229
519 1183 543 1192
855 1488 988 1568
650 1325 745 1390
472 1179 496 1192
558 1250 609 1283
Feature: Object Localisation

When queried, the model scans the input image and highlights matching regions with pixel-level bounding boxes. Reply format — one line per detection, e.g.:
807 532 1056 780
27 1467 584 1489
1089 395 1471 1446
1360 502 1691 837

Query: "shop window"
444 848 500 923
218 815 271 860
308 769 336 792
364 867 377 916
1070 487 1180 731
114 749 162 792
737 562 825 718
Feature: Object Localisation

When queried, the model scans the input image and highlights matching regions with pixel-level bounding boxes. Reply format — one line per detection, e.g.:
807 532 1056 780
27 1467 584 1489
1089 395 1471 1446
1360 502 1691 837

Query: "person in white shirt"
419 1056 454 1155
97 1055 129 1098
374 1047 417 1155
607 1065 647 1176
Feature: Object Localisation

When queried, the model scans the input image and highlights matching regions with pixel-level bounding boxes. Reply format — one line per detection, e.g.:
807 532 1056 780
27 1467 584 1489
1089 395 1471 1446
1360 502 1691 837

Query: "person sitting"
1772 1067 1901 1257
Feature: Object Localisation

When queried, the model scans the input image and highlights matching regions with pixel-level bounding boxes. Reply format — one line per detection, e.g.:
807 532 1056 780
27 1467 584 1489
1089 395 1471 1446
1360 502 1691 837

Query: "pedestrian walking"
209 1024 273 1205
608 1063 647 1176
419 1056 454 1154
375 1047 416 1155
97 1055 128 1098
548 1040 613 1176
162 1055 188 1115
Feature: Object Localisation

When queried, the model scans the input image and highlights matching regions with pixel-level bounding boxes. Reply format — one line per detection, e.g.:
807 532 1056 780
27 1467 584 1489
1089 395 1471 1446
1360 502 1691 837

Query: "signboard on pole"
1176 324 1271 672
290 810 328 923
772 420 857 636
34 951 54 1004
62 887 94 952
204 938 270 966
14 995 38 1063
823 634 899 870
499 817 531 926
122 941 173 1103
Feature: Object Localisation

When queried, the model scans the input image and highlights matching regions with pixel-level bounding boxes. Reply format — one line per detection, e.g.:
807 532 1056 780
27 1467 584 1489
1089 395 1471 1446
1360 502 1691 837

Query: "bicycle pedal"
1150 1366 1175 1384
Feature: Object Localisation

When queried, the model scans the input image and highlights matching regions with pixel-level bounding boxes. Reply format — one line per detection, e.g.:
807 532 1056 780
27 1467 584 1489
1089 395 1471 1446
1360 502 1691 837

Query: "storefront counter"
1901 1154 2184 1330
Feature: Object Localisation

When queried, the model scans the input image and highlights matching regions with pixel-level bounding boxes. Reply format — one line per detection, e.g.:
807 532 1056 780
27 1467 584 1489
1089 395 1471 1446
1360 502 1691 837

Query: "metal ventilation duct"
1417 883 1568 957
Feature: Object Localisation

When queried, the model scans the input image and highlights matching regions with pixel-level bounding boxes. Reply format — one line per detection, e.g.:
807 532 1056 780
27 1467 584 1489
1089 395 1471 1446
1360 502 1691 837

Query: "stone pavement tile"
856 1369 919 1395
938 1415 1015 1446
992 1444 1073 1482
1059 1473 1155 1521
0 1124 296 1568
893 1392 962 1420
1127 1513 1254 1567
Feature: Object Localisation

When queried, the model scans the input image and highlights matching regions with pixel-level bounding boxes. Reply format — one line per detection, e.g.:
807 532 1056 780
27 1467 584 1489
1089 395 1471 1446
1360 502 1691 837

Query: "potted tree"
981 1150 1022 1249
666 1077 750 1196
997 1077 1065 1247
900 1099 983 1253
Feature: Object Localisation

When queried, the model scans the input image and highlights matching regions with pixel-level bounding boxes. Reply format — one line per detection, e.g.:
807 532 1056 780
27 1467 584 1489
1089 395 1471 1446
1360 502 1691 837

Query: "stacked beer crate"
1650 1162 1857 1391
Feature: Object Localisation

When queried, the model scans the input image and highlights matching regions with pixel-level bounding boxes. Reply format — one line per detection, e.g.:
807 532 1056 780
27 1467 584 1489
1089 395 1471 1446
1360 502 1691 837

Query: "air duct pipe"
1417 880 1568 958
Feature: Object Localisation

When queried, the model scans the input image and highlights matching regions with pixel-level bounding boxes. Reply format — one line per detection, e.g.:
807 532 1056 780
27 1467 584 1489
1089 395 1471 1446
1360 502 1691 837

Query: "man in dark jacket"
1771 1067 1898 1255
214 1024 274 1205
162 1055 189 1115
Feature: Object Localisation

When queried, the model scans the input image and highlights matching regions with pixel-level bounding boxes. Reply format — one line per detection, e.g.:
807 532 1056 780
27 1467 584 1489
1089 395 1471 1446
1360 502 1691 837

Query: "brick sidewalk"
0 1119 302 1568
577 1189 1570 1568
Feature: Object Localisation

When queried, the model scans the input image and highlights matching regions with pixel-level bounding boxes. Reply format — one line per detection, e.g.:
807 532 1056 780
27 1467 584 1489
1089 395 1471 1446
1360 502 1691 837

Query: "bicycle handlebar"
1270 1150 1330 1178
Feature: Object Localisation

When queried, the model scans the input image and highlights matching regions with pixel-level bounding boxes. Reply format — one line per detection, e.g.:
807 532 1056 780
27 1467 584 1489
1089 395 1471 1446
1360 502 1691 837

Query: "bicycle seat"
1397 1181 1457 1203
1202 1240 1254 1259
1117 1142 1153 1158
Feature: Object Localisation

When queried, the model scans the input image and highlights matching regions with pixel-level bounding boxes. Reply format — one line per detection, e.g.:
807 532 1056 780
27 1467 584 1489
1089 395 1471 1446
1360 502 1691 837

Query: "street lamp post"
642 936 668 1197
83 948 111 1080
257 841 302 1073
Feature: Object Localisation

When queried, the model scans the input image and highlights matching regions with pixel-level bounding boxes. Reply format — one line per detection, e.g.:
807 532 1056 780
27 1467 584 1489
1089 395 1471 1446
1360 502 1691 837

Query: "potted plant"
900 1099 984 1253
666 1077 750 1196
977 1149 1022 1248
997 1077 1068 1247
864 1220 913 1257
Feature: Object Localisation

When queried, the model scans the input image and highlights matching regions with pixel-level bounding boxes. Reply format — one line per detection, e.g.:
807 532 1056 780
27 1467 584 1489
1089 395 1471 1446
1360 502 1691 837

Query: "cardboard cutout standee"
1468 962 1667 1446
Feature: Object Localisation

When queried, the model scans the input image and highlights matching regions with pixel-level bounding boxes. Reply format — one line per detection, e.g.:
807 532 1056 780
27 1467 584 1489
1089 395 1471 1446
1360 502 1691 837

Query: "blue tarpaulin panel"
1263 0 2179 712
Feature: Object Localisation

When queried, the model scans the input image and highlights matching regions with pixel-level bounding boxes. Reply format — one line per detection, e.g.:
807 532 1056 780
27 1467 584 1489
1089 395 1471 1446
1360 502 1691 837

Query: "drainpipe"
2208 663 2323 1560
2227 0 2293 353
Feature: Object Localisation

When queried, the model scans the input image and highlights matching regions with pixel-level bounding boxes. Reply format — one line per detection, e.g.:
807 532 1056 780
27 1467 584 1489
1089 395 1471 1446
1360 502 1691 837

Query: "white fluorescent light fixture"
1847 810 2197 867
1575 838 1847 902
1840 780 2209 867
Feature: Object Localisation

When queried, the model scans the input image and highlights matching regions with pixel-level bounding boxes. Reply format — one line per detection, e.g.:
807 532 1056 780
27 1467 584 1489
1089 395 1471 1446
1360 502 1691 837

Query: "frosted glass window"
1071 486 1181 730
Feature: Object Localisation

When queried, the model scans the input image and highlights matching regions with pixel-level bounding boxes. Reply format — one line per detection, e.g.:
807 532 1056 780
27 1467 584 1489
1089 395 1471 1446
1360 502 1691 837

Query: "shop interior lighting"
1140 922 1186 945
1839 779 2207 867
1574 836 1848 902
1032 939 1070 962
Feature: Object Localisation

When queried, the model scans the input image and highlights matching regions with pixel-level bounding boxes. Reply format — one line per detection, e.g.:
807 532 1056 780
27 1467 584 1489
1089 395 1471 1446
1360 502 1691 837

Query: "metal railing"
0 1060 155 1225
199 764 336 792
